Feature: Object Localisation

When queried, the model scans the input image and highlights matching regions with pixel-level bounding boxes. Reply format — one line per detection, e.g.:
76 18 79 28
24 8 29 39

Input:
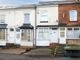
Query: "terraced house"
0 5 35 47
36 2 59 46
0 1 79 47
59 1 80 45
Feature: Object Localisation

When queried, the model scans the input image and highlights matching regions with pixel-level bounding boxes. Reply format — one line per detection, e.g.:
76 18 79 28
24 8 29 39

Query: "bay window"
21 29 32 41
0 29 5 40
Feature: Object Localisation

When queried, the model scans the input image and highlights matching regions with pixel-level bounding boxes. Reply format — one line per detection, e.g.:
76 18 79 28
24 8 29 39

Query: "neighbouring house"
36 2 59 46
18 5 35 47
0 4 35 47
59 2 80 44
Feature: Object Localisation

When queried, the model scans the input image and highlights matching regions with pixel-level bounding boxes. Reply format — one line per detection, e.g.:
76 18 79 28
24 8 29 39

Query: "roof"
38 1 76 6
0 1 80 9
15 4 36 9
0 4 36 10
0 24 7 29
19 24 34 29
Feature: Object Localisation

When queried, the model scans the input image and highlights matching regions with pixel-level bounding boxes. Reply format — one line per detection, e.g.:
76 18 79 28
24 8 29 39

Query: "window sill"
69 21 78 22
40 21 48 23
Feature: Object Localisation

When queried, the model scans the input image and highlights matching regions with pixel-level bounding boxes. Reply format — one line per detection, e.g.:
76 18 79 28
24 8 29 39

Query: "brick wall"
66 39 80 45
59 4 80 25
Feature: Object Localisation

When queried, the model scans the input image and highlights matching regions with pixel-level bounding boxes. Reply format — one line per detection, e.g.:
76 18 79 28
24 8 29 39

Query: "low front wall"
66 39 80 45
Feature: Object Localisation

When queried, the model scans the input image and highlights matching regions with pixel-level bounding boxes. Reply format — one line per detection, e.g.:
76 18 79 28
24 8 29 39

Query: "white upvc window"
24 13 30 24
0 15 5 24
38 28 50 40
69 10 77 21
67 27 80 39
40 11 48 22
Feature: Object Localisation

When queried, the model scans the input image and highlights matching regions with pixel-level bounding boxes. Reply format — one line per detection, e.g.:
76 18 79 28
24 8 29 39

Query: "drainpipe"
33 5 37 48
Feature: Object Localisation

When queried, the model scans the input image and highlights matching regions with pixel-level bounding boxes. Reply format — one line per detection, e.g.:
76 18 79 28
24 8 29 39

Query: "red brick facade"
59 3 80 26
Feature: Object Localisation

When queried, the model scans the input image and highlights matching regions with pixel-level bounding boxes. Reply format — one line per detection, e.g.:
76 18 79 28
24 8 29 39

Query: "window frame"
24 13 30 24
37 28 50 40
69 10 77 21
0 14 5 24
40 11 48 23
67 27 80 39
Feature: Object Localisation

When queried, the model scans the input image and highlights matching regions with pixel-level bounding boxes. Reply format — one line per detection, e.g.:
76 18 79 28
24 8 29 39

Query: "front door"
8 28 15 44
15 28 21 45
8 28 21 44
50 28 59 43
59 27 66 44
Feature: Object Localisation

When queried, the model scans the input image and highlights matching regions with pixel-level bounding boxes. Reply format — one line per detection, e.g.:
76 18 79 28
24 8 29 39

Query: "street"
0 54 79 60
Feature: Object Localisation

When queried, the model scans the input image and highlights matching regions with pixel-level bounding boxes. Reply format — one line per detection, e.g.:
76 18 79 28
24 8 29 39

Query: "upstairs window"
0 15 5 24
24 13 30 24
69 10 77 21
40 11 48 23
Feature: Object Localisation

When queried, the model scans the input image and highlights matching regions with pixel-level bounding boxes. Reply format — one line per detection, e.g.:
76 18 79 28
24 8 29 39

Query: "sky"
0 0 64 6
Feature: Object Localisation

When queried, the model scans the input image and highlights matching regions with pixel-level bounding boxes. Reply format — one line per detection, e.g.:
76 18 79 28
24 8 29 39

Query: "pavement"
0 47 80 60
0 53 79 60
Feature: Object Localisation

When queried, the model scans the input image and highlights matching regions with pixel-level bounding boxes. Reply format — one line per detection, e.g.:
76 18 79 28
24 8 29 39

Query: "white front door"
8 28 15 43
50 28 59 43
36 28 50 46
8 28 21 44
15 28 21 45
59 27 66 44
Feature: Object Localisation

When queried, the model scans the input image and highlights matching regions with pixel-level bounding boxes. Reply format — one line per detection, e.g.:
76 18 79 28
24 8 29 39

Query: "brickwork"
59 4 80 25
